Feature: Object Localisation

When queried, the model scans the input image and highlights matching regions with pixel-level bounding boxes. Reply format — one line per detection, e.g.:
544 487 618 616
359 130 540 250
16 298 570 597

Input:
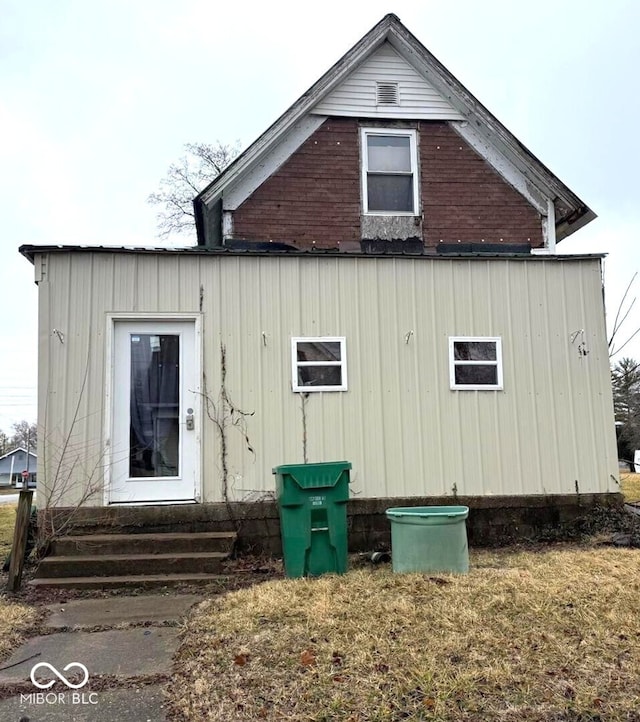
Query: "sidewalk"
0 593 203 721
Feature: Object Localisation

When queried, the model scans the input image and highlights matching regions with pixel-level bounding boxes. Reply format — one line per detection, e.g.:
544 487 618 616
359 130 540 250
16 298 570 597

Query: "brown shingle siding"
232 118 361 248
419 121 543 248
231 118 543 250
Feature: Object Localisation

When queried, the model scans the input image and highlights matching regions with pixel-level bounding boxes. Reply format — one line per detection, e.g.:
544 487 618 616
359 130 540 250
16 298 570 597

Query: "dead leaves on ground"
300 648 316 667
233 652 249 666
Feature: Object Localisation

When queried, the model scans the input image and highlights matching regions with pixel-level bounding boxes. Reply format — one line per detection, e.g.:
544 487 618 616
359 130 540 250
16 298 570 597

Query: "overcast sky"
1 0 639 430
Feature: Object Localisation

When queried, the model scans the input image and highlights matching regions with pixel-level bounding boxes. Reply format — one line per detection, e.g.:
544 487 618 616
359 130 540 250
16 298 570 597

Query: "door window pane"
129 334 180 477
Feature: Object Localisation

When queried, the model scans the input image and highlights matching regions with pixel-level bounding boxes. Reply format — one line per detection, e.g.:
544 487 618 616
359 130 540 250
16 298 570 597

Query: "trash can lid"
272 461 351 489
386 505 469 518
272 461 351 474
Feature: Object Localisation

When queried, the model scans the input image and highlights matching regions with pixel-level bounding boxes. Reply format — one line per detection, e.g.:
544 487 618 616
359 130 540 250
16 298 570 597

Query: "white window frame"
360 127 419 216
449 337 503 391
291 337 347 393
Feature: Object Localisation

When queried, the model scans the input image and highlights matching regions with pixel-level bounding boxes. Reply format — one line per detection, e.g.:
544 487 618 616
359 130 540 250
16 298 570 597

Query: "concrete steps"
29 573 231 590
52 531 235 556
30 530 237 589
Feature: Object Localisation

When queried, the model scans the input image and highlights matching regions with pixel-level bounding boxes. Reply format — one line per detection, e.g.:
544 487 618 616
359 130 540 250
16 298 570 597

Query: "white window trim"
449 336 503 391
360 127 419 216
291 336 347 393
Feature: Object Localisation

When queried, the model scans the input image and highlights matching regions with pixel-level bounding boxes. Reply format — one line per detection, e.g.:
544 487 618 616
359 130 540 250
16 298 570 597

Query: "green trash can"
386 506 469 574
273 461 351 578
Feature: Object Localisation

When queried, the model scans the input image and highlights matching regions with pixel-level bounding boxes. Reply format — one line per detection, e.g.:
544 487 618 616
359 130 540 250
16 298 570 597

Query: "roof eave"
557 207 598 241
384 21 595 240
20 246 36 264
18 244 606 261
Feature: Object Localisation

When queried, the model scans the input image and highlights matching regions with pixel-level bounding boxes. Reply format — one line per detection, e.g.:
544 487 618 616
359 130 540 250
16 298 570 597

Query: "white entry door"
109 320 200 504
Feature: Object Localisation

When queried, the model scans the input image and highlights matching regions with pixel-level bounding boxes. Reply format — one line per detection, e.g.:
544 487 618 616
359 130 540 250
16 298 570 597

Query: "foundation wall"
50 493 624 554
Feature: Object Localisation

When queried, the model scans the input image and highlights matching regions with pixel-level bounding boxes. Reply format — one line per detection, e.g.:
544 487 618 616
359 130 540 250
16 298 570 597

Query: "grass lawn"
0 504 39 660
0 505 16 559
169 547 640 721
620 472 640 502
0 595 39 660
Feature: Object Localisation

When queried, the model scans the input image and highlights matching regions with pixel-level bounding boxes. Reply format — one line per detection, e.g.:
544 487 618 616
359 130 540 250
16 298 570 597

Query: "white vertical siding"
36 252 618 506
312 43 464 120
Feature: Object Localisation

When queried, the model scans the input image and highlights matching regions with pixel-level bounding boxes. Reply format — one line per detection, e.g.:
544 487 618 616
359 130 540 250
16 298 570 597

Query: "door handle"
185 408 195 431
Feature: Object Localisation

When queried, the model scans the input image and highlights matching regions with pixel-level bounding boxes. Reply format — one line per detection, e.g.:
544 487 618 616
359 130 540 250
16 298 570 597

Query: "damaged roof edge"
18 243 606 264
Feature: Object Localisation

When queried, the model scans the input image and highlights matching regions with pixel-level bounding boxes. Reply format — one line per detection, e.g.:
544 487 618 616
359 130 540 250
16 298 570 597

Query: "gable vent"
376 81 399 106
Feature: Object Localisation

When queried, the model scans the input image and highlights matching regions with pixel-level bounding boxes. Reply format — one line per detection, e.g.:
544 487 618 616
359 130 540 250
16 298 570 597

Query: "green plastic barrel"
386 506 469 574
273 461 351 578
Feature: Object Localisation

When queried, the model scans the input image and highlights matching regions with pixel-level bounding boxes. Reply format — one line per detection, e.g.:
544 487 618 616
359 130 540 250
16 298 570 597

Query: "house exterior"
0 448 37 487
20 15 619 546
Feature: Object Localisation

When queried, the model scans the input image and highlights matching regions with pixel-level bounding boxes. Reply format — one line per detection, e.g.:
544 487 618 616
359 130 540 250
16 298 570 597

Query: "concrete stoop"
30 531 237 589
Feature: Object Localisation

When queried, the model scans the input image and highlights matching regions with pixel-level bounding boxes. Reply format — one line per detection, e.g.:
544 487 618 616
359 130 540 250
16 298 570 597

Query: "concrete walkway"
0 593 203 721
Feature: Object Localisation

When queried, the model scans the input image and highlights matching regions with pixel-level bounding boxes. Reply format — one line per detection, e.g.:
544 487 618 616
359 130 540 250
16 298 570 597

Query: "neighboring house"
0 448 37 487
20 15 618 546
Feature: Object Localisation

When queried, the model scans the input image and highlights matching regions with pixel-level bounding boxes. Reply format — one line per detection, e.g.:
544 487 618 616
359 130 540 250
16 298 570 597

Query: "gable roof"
195 13 595 245
0 447 37 462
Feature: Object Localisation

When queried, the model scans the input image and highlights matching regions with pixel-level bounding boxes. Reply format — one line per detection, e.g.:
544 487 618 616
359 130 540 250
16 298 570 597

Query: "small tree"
148 141 241 239
612 357 640 463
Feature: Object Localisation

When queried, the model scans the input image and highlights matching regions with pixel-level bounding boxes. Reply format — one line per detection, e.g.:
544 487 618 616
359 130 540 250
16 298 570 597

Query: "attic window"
361 128 419 214
376 82 399 106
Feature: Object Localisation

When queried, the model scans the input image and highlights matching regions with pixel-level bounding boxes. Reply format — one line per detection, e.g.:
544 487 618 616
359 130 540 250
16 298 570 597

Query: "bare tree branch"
148 140 241 240
609 273 640 358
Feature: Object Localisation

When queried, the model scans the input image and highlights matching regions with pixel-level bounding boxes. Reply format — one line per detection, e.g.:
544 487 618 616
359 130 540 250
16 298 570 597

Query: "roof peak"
194 14 594 245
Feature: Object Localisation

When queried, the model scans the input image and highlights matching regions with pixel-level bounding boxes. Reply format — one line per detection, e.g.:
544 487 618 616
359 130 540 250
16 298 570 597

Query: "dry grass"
0 505 16 559
0 505 40 660
0 596 39 660
169 547 640 721
620 473 640 503
0 506 39 658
